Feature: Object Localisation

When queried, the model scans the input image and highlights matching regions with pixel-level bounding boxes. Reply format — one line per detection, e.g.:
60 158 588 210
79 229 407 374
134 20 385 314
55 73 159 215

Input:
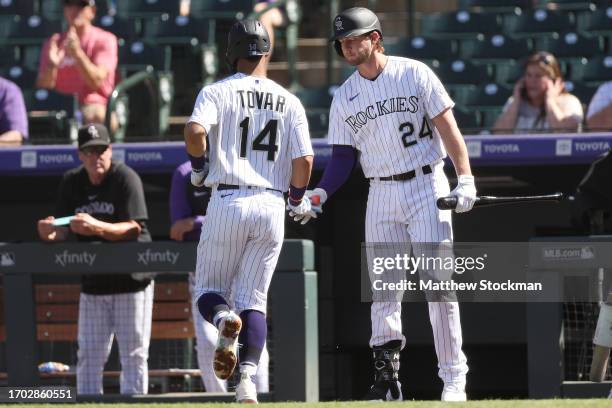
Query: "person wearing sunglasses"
37 0 118 129
493 51 583 133
37 123 153 395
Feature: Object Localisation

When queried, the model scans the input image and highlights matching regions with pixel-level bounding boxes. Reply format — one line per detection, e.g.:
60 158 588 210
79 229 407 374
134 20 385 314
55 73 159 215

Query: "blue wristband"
188 154 206 171
289 184 306 205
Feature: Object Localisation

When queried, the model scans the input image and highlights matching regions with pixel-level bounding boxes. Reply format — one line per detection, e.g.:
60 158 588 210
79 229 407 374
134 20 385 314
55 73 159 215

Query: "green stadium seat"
23 88 78 144
563 81 599 105
0 65 37 89
502 9 575 38
490 59 524 85
459 34 531 60
452 108 481 133
558 57 587 81
458 0 533 12
295 86 335 108
538 0 599 11
384 36 456 60
42 0 109 20
536 32 604 58
0 46 19 69
20 44 42 71
480 107 504 130
569 56 612 82
432 59 492 85
188 0 254 19
0 0 36 15
0 15 62 46
452 83 512 109
118 40 172 74
576 6 612 35
420 10 501 39
115 0 181 18
306 110 329 138
143 14 212 45
94 15 140 41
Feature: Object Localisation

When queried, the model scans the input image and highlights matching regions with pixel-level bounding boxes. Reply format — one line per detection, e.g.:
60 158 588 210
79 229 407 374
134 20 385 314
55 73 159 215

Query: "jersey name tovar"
237 90 286 113
344 95 420 134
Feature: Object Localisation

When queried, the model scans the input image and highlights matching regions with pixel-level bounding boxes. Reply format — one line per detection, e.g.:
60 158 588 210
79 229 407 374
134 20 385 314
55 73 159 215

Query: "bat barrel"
436 193 564 210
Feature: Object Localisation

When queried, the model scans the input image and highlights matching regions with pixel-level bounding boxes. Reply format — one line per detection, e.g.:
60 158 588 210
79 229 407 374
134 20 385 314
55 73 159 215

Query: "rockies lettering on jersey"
344 96 420 133
329 56 454 178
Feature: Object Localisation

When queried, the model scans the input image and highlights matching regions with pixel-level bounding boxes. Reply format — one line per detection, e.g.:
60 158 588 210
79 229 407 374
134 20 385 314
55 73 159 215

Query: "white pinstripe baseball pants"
194 188 285 314
76 282 153 395
366 161 468 387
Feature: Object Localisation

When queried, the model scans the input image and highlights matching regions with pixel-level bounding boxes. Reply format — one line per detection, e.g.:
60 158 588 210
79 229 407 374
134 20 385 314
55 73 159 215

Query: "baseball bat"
437 192 564 210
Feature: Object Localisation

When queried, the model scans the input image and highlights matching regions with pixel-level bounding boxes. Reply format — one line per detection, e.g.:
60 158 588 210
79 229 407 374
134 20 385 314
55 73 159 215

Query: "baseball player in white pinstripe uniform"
299 7 477 402
183 20 314 403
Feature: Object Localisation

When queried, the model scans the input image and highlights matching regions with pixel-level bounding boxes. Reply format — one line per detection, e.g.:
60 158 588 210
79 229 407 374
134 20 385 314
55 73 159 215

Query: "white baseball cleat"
442 383 467 402
236 371 258 403
213 311 242 380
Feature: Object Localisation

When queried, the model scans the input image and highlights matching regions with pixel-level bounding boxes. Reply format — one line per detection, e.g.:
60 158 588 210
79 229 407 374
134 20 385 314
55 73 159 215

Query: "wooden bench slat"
153 302 191 320
35 284 80 303
36 321 195 341
154 282 190 301
36 304 79 322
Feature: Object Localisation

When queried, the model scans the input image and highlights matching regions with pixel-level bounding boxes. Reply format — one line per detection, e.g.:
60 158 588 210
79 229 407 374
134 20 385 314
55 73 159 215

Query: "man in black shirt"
37 123 153 395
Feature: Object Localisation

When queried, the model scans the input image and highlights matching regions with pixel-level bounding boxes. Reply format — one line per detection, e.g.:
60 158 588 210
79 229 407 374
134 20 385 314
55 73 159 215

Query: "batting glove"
190 168 206 187
306 188 328 209
287 196 318 225
449 175 477 213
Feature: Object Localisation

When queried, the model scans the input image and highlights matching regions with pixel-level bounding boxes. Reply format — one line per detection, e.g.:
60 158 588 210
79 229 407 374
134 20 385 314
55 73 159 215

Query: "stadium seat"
452 83 512 109
0 46 19 69
0 65 37 89
384 36 456 60
0 15 62 46
42 0 109 20
538 0 599 11
432 59 492 85
143 14 212 45
559 57 588 81
563 81 599 105
23 88 78 143
295 86 335 108
492 59 524 85
569 56 612 82
115 0 181 18
94 15 140 41
459 34 531 60
502 9 575 38
453 108 481 133
420 10 501 39
535 32 604 58
0 0 36 16
458 0 533 12
480 107 504 130
576 6 612 36
306 110 329 138
118 40 172 74
188 0 254 19
20 44 42 71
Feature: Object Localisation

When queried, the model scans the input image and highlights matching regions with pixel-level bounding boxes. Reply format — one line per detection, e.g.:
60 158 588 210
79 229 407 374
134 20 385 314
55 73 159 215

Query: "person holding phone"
493 51 583 134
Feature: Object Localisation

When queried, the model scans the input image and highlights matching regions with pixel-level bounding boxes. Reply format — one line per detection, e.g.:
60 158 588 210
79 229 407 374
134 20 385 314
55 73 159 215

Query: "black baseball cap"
64 0 96 7
78 123 110 150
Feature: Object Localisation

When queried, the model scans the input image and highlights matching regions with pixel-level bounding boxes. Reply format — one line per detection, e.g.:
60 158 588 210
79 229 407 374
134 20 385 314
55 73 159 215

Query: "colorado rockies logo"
88 125 100 138
334 17 343 31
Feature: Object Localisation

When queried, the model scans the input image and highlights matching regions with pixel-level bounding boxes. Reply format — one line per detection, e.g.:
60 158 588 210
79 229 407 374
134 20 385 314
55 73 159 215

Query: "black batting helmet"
226 19 271 71
330 7 382 57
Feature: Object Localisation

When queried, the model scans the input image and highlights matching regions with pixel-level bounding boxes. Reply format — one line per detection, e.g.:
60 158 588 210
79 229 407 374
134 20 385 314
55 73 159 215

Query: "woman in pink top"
37 0 117 129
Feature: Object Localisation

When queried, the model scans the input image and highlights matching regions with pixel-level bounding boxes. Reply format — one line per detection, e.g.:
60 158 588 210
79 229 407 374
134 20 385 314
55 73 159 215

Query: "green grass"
2 401 611 408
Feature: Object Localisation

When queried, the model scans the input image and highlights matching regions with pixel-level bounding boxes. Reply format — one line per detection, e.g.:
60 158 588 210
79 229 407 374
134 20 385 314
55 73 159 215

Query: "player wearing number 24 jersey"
183 19 314 403
296 7 478 402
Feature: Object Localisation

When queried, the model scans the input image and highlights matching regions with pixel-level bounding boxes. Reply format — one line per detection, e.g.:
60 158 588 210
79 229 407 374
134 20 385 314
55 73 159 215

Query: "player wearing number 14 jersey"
184 19 314 403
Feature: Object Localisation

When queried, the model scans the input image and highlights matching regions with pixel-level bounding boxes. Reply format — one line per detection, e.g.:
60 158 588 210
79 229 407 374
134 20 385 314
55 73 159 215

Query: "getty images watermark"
360 242 612 302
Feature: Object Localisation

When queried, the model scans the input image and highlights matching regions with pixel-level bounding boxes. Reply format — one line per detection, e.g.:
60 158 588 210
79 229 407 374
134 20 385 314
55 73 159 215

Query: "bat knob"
437 196 457 210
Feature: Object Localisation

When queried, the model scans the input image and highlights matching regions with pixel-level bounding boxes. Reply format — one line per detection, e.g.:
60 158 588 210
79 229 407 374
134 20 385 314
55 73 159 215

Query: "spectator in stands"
254 1 286 63
36 0 118 129
37 123 153 395
493 51 583 133
0 76 28 146
586 81 612 131
169 160 269 393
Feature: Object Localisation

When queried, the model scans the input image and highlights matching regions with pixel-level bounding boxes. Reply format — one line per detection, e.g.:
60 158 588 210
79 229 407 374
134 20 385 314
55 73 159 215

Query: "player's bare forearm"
184 122 207 157
94 220 142 241
0 131 24 145
433 108 472 176
290 155 314 188
587 105 612 131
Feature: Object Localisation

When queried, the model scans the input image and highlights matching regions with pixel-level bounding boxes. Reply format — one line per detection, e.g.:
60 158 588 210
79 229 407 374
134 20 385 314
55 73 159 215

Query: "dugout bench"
0 240 319 402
